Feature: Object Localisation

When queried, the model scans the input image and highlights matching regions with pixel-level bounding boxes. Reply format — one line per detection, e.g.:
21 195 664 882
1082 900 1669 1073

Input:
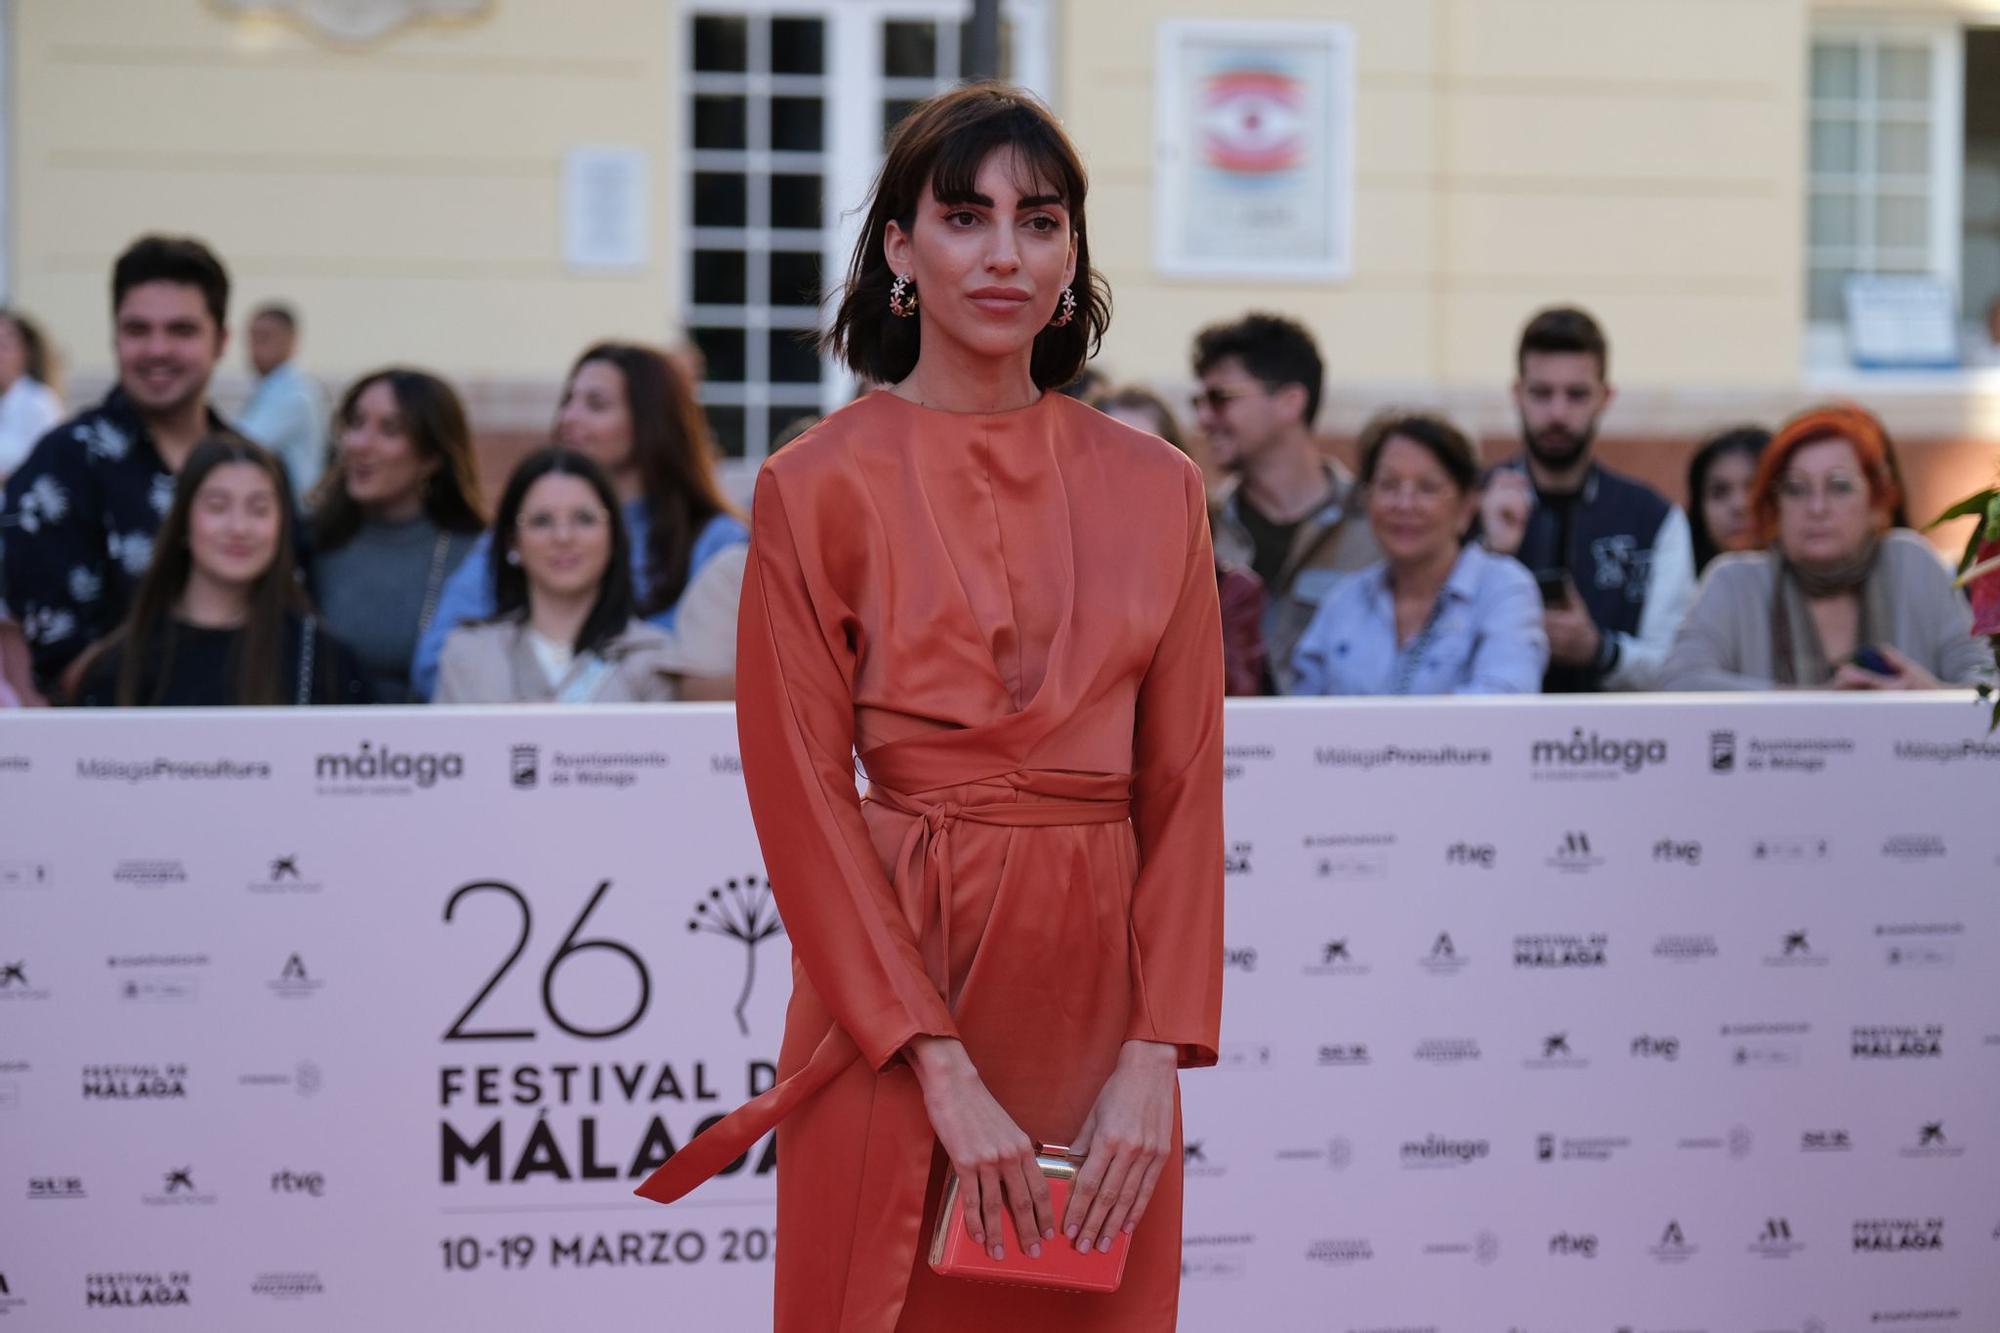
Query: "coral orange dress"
637 390 1224 1332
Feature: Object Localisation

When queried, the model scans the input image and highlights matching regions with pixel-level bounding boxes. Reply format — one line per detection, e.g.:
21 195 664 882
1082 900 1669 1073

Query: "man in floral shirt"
0 235 234 693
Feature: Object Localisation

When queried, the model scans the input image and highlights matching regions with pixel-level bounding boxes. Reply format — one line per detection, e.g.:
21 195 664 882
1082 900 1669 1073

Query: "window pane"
1810 42 1860 99
1809 117 1859 174
1807 267 1850 322
769 251 822 306
884 21 937 77
1808 191 1859 247
1876 45 1930 101
884 99 922 149
692 326 746 383
771 97 824 152
693 172 748 227
769 329 823 383
692 16 749 73
1874 193 1929 249
693 95 748 150
703 404 747 460
772 17 825 75
1875 121 1929 175
770 173 823 230
692 250 747 305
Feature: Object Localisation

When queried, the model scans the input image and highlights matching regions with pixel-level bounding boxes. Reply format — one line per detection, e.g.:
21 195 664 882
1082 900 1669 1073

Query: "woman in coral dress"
637 83 1224 1332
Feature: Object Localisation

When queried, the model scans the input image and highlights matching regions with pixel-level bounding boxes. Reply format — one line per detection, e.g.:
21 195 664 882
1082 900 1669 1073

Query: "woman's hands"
907 1036 1052 1262
1061 1040 1176 1254
1832 644 1942 690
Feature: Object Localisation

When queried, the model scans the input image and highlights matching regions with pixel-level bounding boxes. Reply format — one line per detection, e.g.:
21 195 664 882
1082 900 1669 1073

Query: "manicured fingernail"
990 1245 1005 1261
1042 1227 1056 1240
1064 1225 1078 1240
1123 1222 1135 1235
1097 1235 1113 1253
971 1232 984 1246
1027 1243 1042 1259
1076 1235 1092 1253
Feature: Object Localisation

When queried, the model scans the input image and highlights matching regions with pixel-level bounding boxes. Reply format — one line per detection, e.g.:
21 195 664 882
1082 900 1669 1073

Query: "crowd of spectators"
0 233 1990 710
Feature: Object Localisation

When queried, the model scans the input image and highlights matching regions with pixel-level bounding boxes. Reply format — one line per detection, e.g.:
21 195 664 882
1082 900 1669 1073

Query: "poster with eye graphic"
1154 20 1354 280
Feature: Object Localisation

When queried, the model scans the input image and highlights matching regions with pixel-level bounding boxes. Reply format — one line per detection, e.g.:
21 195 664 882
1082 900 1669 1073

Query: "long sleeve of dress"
1123 462 1226 1068
736 469 958 1071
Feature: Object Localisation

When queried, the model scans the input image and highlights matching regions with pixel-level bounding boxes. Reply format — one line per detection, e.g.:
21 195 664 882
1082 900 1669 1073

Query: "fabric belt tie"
635 783 1130 1210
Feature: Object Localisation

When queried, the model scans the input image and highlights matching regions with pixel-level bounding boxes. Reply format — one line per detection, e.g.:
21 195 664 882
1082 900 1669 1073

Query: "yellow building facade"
5 0 1997 519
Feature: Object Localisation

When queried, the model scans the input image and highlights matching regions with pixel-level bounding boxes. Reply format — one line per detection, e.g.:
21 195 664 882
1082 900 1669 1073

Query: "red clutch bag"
928 1146 1128 1294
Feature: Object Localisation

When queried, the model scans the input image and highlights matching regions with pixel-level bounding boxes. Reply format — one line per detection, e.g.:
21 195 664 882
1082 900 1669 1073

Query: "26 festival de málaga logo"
436 872 786 1191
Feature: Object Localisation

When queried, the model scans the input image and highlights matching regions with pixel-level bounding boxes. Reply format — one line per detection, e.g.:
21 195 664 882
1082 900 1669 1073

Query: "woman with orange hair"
1663 404 1991 690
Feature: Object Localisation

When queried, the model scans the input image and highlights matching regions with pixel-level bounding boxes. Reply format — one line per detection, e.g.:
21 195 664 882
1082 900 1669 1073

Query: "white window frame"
680 0 1052 478
1803 21 1965 375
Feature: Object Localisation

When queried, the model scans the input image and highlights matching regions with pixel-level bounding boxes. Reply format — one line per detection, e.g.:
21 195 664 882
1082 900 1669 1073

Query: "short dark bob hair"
824 81 1109 391
1357 410 1481 495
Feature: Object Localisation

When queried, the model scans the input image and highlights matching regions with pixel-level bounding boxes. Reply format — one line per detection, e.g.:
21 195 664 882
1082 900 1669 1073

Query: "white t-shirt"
0 377 62 476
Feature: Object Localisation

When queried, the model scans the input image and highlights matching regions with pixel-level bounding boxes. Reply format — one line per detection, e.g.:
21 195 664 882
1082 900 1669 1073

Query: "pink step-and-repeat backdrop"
1 696 1994 1333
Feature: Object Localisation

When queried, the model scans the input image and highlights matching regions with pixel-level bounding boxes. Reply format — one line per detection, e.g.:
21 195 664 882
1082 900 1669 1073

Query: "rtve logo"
1444 842 1495 868
271 1170 325 1197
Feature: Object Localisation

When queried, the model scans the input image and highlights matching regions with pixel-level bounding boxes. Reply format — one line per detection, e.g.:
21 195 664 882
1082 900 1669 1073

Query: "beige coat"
434 618 685 704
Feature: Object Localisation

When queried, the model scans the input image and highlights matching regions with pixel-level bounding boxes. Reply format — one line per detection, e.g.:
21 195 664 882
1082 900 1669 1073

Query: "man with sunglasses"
1191 313 1378 693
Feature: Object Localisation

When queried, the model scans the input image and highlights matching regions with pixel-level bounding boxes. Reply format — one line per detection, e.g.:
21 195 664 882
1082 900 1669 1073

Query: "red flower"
1970 539 2000 637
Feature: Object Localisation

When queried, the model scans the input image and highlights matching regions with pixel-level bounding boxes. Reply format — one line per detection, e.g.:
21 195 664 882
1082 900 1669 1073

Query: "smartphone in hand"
1849 644 1895 676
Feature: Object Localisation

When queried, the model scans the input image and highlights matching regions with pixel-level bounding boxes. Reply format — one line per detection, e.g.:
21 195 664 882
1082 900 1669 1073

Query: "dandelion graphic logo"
688 875 784 1036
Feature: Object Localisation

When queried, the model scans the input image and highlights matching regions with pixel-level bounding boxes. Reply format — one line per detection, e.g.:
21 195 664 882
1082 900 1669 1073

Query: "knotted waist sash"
634 762 1130 1327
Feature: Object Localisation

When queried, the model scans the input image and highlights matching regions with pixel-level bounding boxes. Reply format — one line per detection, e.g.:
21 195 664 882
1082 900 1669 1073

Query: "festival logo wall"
1 699 1994 1330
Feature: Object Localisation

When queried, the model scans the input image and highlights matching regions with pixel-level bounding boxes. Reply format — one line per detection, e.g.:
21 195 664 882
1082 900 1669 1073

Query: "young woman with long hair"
74 433 367 706
1685 425 1769 574
410 342 747 699
634 83 1224 1333
433 447 684 703
310 368 485 702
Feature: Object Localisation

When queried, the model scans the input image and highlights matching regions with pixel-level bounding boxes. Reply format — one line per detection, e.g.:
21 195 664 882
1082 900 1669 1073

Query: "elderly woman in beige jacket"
1663 406 1991 691
436 446 723 705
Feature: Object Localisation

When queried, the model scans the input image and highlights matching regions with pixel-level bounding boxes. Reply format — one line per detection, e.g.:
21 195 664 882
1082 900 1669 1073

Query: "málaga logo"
688 875 784 1036
314 742 464 793
1531 728 1668 780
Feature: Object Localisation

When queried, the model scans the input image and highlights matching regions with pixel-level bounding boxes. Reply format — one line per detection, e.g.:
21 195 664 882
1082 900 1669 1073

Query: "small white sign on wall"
563 145 650 272
1154 19 1355 281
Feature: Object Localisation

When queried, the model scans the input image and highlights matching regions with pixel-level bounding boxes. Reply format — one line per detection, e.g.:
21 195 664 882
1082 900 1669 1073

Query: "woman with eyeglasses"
1663 404 1991 690
432 447 685 703
410 341 747 701
1290 411 1547 695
